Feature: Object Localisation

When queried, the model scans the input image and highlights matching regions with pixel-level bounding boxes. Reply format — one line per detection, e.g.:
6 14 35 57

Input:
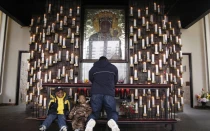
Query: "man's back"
89 57 118 96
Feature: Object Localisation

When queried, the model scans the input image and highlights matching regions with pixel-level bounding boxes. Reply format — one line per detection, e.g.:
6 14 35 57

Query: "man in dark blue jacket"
85 56 120 131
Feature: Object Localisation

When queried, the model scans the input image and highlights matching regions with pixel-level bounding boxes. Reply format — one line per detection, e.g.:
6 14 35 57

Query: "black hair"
99 56 107 61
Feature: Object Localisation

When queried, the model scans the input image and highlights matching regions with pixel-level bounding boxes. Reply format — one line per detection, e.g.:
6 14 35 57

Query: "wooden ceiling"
0 0 210 28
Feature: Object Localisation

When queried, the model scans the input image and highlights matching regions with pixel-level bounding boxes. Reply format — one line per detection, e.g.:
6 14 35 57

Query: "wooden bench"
37 117 177 131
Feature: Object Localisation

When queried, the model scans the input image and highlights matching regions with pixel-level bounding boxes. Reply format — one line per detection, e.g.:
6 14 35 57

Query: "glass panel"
80 63 129 83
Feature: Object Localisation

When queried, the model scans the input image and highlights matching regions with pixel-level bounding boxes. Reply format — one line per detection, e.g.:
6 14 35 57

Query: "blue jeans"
88 94 118 122
42 114 67 129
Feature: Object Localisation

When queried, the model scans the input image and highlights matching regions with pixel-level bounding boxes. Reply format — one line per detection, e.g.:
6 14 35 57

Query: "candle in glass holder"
174 75 177 83
152 96 155 105
154 24 158 33
166 73 168 82
130 56 133 66
44 73 47 83
158 27 162 35
134 19 136 27
134 34 137 42
139 96 142 106
142 39 145 49
177 69 180 77
76 26 79 33
130 76 133 84
74 93 77 103
131 93 134 102
67 28 71 37
155 44 158 53
138 9 141 17
69 8 72 16
70 69 73 79
50 43 53 52
75 38 79 48
174 61 176 68
43 98 46 107
62 38 66 47
29 93 32 100
160 75 163 84
130 7 133 16
54 33 58 43
148 70 151 79
58 51 61 60
72 18 75 26
30 19 34 26
159 59 162 69
49 56 52 65
178 101 180 109
147 52 150 60
146 21 149 30
74 76 78 83
134 69 138 79
45 58 48 68
65 74 68 83
181 97 184 105
134 89 138 98
180 77 183 86
39 95 43 105
157 5 160 13
70 53 74 64
143 62 146 71
154 2 157 11
152 72 155 82
178 88 181 96
178 20 182 28
59 35 62 44
151 34 154 44
138 28 141 38
57 69 61 79
54 53 58 63
75 56 78 66
144 105 147 114
130 26 133 34
48 71 51 81
77 6 80 15
150 15 153 23
26 95 28 103
69 88 72 97
62 66 65 76
148 100 151 108
157 105 159 114
134 54 138 64
138 51 142 61
66 51 69 60
60 20 63 29
159 42 162 51
143 89 146 95
56 13 59 22
60 6 63 14
135 102 138 113
151 54 155 63
155 65 159 74
142 17 145 25
156 89 159 97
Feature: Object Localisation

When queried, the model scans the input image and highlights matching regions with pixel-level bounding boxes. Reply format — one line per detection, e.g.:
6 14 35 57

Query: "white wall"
0 17 30 104
181 18 207 106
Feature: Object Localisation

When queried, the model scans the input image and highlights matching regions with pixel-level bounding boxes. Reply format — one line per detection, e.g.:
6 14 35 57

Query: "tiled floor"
0 104 210 131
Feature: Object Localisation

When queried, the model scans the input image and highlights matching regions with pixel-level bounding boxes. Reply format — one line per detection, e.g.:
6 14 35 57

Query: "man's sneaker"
39 125 46 131
85 119 96 131
60 126 67 131
107 119 120 131
74 129 80 131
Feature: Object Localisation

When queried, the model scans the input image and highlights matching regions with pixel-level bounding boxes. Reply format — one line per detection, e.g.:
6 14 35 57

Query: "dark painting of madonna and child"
83 9 125 60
